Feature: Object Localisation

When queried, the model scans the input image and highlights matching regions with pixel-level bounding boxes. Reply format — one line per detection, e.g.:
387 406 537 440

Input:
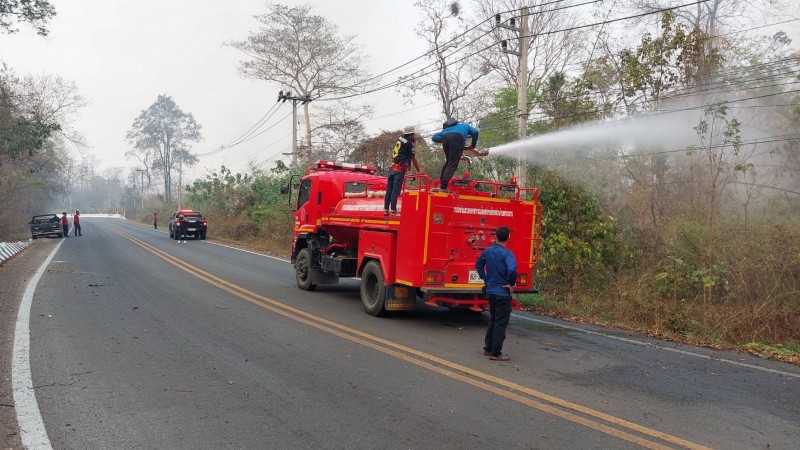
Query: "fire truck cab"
288 160 542 316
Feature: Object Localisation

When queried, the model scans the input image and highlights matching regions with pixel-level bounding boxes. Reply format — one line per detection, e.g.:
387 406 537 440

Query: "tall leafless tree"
228 3 371 153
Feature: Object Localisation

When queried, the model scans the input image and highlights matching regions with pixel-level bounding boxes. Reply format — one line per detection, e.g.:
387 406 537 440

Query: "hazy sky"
0 0 440 180
1 1 798 182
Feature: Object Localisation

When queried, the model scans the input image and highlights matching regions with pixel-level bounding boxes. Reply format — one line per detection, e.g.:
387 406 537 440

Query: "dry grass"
523 220 800 364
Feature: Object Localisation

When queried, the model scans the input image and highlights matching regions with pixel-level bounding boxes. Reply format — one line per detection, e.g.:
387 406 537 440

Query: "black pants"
484 294 513 356
179 224 188 240
384 170 405 211
62 224 69 237
439 133 466 189
73 223 81 236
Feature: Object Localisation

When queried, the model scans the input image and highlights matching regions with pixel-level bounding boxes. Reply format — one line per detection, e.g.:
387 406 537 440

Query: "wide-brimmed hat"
402 126 416 135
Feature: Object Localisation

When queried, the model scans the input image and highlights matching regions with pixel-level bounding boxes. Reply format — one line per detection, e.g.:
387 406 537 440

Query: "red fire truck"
287 160 542 316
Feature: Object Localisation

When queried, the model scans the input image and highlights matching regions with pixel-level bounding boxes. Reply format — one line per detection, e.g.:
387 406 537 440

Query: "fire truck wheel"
360 260 387 316
295 248 317 291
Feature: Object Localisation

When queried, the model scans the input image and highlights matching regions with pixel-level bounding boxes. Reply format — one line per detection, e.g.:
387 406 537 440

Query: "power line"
196 102 285 157
317 0 607 102
507 0 710 43
224 102 281 147
228 130 294 168
339 0 583 93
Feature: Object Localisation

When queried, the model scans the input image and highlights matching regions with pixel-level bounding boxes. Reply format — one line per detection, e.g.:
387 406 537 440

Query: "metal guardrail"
0 241 32 265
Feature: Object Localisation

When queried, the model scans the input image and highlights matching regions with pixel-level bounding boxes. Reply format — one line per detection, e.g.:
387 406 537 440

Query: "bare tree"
16 73 87 148
0 0 56 36
311 102 373 162
228 3 370 152
687 103 743 266
401 0 491 121
471 0 584 96
125 146 154 194
627 0 787 80
126 95 202 203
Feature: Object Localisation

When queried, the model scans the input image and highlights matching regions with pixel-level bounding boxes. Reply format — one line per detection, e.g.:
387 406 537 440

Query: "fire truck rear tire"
295 248 318 291
360 260 387 316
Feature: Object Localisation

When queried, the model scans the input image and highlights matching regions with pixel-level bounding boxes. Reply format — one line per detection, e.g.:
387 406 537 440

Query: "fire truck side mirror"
280 182 290 195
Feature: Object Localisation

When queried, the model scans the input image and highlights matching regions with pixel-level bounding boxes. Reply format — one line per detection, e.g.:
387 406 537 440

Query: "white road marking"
122 218 288 262
204 240 290 263
12 241 61 449
512 313 800 379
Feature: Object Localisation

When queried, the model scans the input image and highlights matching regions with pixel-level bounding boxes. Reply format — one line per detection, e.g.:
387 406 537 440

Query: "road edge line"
512 313 800 379
11 241 60 449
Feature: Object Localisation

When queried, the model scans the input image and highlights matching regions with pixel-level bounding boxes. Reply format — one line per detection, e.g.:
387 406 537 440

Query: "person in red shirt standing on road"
153 212 158 229
73 210 82 236
61 212 69 238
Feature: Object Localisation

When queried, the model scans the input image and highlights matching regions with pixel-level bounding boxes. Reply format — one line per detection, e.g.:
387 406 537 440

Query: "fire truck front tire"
295 248 318 291
360 260 387 317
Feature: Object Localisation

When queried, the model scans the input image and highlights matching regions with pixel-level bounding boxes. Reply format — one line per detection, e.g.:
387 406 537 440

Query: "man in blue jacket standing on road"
431 117 480 192
475 225 517 361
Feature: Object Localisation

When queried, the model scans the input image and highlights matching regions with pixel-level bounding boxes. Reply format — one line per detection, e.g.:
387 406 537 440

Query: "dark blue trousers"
484 294 512 356
384 170 405 211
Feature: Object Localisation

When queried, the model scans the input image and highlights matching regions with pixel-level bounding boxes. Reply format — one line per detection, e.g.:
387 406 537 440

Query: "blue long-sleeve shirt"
475 243 517 297
432 122 479 147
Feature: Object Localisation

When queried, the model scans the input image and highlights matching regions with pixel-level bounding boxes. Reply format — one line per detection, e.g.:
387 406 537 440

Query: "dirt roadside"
0 241 53 450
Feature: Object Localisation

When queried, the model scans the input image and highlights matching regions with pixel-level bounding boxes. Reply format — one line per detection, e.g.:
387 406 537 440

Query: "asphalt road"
2 217 799 449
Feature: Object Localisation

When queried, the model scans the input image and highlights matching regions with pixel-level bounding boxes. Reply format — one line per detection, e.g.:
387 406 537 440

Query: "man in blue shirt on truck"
475 225 517 361
431 117 480 192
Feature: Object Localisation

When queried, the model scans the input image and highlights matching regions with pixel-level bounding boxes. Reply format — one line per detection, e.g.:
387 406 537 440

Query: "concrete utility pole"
278 90 313 168
135 169 146 210
498 8 530 188
178 156 183 210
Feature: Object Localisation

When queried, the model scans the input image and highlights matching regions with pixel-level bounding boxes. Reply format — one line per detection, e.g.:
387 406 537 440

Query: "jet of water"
488 108 707 161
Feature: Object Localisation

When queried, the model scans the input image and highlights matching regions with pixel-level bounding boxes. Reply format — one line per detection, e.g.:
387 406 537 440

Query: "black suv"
30 214 64 239
169 209 207 240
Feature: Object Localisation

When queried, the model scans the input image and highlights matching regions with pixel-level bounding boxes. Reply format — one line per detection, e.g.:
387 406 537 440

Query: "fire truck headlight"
394 287 408 299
